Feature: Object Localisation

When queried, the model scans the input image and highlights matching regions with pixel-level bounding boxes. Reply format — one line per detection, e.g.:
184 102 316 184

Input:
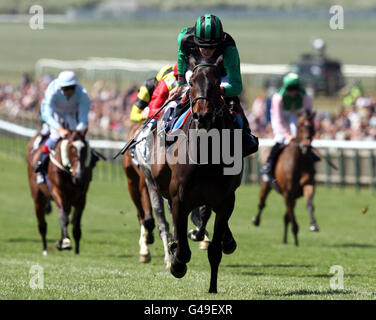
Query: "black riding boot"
310 148 321 162
89 149 100 168
261 143 283 183
34 152 50 185
225 97 259 157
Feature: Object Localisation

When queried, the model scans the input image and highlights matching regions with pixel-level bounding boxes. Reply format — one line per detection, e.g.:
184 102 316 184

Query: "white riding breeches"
49 112 78 142
273 111 298 144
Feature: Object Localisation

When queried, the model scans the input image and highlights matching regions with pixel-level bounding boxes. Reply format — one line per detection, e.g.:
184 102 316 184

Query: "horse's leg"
199 206 212 250
208 194 235 294
188 206 211 244
139 180 155 245
253 180 272 227
285 196 299 246
72 198 85 254
54 190 72 250
283 211 289 244
56 204 72 250
34 192 48 255
124 163 152 262
144 174 171 271
170 197 191 279
304 184 319 232
198 206 212 250
222 224 237 254
138 184 153 262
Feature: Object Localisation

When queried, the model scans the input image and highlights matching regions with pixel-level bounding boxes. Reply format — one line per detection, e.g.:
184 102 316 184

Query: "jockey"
261 72 314 183
34 71 91 185
147 62 178 120
168 14 258 157
130 64 175 123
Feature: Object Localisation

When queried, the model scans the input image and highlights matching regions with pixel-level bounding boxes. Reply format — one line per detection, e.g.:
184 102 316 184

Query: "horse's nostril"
192 113 199 120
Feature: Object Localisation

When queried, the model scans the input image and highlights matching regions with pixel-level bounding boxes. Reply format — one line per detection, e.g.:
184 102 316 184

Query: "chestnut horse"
123 122 172 270
151 56 243 293
26 129 93 255
253 111 318 246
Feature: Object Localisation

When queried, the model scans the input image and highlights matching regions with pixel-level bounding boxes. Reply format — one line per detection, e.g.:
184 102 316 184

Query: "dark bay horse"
27 129 94 255
123 122 172 270
253 112 318 246
151 56 243 293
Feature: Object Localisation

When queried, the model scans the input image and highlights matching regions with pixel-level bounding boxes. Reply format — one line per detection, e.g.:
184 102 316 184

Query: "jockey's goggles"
286 84 300 91
61 85 76 92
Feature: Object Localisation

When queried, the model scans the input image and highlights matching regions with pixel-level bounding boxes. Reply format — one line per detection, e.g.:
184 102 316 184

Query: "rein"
49 150 72 175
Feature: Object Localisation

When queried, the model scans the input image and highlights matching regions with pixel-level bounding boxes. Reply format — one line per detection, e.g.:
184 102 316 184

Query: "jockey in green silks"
168 13 258 157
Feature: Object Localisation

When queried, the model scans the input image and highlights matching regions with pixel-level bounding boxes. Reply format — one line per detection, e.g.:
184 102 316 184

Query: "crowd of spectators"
247 92 376 141
0 74 139 138
1 74 376 141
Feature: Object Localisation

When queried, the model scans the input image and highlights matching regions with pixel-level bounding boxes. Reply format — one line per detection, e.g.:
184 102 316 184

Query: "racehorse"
151 55 243 293
123 122 172 271
26 129 94 255
253 111 318 246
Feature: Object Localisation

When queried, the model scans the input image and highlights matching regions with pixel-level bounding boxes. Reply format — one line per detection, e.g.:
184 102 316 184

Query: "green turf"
0 142 375 300
1 18 375 80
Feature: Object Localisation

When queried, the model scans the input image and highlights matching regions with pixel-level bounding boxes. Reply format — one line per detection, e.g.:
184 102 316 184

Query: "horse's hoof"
170 256 187 279
61 238 72 250
199 240 210 250
43 250 48 256
139 253 151 263
309 224 320 232
222 238 237 254
56 240 62 250
208 287 218 294
252 217 260 226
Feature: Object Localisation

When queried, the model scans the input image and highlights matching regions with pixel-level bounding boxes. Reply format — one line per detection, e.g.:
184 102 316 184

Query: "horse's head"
188 55 224 130
297 111 316 151
66 128 88 184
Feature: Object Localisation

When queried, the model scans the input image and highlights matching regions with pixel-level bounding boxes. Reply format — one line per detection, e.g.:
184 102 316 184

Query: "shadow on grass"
272 289 354 297
224 263 313 269
298 273 363 279
5 238 54 244
325 243 376 249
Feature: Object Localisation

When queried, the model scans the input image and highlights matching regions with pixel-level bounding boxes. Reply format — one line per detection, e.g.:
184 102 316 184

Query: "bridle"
189 63 224 122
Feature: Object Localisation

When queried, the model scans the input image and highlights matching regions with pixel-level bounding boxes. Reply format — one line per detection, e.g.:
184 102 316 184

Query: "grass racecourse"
0 143 375 300
1 17 376 79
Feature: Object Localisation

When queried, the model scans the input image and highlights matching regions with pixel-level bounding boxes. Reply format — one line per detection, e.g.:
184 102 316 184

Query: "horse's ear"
80 126 88 138
215 55 223 67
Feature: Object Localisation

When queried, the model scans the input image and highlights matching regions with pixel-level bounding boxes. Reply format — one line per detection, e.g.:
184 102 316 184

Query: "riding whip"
113 99 171 159
312 147 338 170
